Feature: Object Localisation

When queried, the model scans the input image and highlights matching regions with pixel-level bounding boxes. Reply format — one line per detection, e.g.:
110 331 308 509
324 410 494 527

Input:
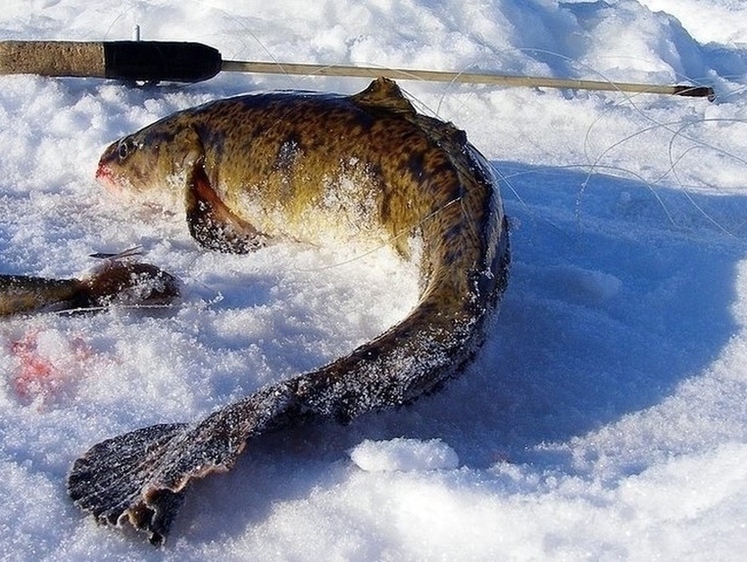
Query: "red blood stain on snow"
9 330 92 405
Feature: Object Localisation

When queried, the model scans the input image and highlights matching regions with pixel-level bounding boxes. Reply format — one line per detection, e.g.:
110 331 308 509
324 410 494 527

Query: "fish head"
96 121 203 207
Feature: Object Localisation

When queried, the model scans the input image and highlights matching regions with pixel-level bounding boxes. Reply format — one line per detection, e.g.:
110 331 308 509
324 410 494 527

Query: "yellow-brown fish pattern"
67 78 510 545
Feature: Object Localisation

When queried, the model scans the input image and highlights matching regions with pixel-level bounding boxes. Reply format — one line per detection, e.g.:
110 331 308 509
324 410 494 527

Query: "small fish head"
96 122 200 206
97 132 156 195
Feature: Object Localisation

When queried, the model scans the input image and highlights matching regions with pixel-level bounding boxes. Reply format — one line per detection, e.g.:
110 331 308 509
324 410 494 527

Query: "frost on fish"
68 423 190 544
69 78 510 545
68 312 499 544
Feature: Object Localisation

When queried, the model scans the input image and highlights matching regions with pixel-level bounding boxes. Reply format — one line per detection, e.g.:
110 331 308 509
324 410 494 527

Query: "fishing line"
293 197 462 274
86 1 745 262
666 118 747 238
398 45 734 242
581 106 747 239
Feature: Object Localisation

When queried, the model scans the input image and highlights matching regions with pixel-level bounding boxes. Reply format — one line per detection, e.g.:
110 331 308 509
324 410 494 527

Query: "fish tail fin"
68 383 297 545
67 423 189 546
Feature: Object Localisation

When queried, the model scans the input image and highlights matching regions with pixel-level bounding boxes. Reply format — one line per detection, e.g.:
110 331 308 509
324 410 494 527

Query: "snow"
1 0 746 559
349 438 460 472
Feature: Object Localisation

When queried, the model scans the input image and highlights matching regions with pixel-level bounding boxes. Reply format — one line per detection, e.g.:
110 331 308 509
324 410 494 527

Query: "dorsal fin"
351 77 416 115
445 122 467 146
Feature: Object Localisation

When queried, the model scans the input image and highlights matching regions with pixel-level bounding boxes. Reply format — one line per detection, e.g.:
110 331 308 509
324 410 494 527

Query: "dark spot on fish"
407 152 425 182
142 129 177 148
194 123 225 157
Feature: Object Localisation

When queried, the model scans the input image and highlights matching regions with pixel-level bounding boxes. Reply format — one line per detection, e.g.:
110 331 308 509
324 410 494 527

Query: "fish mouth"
94 162 173 210
95 162 121 194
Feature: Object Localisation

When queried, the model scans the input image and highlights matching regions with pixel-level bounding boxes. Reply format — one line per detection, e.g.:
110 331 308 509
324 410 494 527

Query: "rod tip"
673 85 716 102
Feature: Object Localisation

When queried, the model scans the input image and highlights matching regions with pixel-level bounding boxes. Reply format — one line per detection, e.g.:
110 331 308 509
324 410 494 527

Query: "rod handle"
0 40 222 83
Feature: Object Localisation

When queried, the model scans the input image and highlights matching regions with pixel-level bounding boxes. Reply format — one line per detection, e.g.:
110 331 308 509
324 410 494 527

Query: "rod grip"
0 40 106 78
0 40 223 83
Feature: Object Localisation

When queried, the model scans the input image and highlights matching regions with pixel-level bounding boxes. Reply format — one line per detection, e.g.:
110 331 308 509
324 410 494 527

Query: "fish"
67 77 510 545
0 257 180 317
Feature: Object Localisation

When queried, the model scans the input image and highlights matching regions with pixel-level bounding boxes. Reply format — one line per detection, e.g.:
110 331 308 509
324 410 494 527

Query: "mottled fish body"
68 78 510 544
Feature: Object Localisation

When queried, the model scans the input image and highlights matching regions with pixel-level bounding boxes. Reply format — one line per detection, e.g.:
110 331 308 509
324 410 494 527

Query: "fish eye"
117 139 134 161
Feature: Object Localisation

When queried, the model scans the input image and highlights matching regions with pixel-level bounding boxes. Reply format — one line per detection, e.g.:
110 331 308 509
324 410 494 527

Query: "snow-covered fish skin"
68 78 510 545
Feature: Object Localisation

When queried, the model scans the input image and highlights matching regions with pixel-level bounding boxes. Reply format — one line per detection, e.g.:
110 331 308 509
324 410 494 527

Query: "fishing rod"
0 38 715 100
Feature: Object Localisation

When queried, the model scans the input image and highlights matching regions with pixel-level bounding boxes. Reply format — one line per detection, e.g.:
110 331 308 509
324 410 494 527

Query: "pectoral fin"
185 161 268 253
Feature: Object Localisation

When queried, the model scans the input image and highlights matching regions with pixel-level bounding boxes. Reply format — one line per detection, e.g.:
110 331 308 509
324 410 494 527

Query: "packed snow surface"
1 0 747 560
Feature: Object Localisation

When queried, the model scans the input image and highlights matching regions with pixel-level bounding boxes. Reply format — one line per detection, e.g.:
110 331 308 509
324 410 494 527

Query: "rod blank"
223 59 715 99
